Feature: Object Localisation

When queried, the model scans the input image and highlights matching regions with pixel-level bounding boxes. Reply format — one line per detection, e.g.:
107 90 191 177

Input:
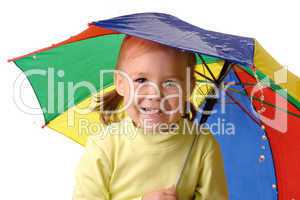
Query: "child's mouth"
140 107 162 114
140 107 164 123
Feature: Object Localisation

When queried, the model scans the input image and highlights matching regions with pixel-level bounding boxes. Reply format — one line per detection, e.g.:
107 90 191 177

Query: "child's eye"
134 78 147 83
163 80 177 88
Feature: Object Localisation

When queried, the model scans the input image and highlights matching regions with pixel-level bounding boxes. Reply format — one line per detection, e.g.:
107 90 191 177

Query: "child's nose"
145 88 162 100
136 80 167 101
145 94 161 101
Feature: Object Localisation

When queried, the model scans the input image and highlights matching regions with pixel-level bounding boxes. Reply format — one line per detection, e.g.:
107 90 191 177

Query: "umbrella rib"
201 62 210 93
194 70 214 83
199 61 232 124
228 87 300 119
226 91 261 126
195 84 205 96
198 53 217 82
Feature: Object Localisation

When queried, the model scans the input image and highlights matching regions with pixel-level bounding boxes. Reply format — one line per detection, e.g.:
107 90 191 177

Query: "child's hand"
142 185 178 200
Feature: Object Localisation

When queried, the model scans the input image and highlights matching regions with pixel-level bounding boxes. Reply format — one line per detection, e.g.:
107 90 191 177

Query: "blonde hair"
95 35 197 124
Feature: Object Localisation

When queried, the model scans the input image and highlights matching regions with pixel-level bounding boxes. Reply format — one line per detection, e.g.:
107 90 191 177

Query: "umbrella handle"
175 133 200 190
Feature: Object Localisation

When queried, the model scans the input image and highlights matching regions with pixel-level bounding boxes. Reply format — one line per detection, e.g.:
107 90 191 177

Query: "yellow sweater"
73 116 228 200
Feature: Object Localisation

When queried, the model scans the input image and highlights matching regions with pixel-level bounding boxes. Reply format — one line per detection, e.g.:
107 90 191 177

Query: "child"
73 35 228 200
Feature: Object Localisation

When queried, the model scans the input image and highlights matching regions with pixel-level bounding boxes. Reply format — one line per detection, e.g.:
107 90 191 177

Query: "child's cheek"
161 97 180 114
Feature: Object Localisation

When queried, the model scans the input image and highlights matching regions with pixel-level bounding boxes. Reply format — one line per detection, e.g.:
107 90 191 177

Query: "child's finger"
163 197 177 200
167 185 176 191
163 185 177 195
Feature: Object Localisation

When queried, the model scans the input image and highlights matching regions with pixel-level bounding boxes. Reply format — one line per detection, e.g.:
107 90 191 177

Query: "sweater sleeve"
72 136 144 200
193 135 229 200
73 136 112 200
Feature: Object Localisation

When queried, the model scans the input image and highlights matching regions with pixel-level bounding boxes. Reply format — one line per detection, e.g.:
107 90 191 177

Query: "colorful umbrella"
9 12 300 200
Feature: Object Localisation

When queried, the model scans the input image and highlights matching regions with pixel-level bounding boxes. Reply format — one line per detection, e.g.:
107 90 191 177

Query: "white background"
1 0 299 199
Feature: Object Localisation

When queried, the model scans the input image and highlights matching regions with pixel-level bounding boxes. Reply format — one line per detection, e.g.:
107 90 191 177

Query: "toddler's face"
115 48 194 131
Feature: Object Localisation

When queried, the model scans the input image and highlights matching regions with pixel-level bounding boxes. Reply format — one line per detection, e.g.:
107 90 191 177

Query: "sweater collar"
121 115 189 152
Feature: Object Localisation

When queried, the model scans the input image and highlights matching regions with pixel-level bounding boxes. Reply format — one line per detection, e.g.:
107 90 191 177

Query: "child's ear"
115 72 125 96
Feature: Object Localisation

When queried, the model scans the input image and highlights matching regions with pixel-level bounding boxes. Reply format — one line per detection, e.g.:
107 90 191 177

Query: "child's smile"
115 42 195 131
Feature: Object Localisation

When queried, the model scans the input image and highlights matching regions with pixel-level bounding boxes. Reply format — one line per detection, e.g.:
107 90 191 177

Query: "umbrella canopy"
10 12 300 200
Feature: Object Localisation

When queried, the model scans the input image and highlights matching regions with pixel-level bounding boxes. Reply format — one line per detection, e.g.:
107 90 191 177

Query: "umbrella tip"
7 58 14 62
41 124 47 129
